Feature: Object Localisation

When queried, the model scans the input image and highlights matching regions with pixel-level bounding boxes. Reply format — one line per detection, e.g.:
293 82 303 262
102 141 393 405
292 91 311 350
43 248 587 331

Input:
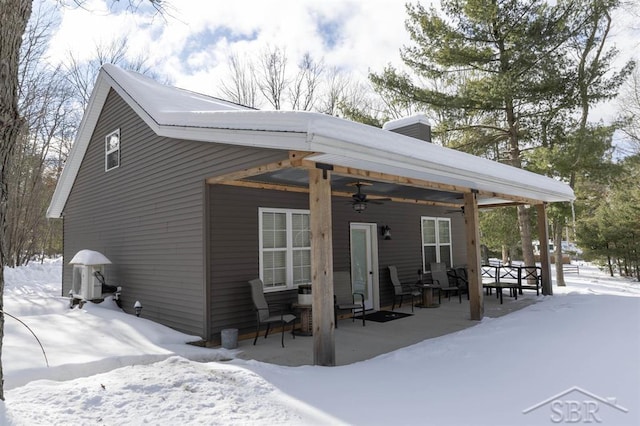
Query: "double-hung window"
105 129 120 171
421 216 452 271
259 208 311 292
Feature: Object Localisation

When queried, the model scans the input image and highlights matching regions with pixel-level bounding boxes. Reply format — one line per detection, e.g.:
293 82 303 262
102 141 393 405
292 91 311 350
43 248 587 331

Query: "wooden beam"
477 202 528 209
464 191 484 320
289 150 316 166
476 190 542 206
205 159 291 184
217 180 463 208
218 180 310 194
329 163 473 194
309 167 335 366
536 203 553 295
295 158 470 193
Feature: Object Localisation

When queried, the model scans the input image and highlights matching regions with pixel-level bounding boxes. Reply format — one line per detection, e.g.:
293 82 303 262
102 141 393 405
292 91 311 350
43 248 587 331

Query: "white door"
350 223 379 310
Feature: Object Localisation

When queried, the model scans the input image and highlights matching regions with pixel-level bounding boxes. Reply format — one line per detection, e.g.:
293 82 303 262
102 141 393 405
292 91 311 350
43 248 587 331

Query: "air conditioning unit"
69 250 113 301
71 264 104 300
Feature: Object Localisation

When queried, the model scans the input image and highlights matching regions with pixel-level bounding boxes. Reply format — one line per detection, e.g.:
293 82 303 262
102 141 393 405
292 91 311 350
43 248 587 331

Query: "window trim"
105 129 120 171
421 216 452 272
259 207 311 293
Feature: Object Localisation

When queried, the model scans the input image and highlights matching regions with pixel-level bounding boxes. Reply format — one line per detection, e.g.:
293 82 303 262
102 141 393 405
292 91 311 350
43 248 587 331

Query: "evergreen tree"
370 0 632 268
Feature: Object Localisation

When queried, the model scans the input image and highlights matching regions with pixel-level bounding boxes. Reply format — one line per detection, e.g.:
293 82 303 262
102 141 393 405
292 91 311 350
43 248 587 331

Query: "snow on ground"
1 259 639 425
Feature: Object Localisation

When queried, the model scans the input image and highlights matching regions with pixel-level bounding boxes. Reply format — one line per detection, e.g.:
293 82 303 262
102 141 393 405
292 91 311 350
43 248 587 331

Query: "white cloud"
42 0 636 124
43 0 413 95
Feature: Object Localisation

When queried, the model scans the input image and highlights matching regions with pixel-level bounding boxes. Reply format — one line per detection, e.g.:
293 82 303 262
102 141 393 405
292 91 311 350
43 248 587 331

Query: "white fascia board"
107 66 312 149
156 125 310 150
46 75 112 218
306 119 575 203
311 151 571 203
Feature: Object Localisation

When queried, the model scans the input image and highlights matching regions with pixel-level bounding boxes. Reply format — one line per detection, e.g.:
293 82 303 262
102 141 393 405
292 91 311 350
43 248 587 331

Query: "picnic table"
481 264 542 303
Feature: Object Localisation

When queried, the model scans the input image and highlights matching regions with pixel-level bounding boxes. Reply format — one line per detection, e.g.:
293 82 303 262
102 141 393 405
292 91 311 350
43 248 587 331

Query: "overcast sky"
42 0 639 124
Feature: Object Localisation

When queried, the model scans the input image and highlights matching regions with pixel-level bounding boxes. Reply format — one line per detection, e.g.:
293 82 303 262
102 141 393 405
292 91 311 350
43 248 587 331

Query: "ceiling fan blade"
368 197 392 203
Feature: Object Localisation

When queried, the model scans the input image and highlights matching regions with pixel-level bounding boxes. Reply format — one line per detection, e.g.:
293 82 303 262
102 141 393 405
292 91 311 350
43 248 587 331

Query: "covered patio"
209 141 571 365
232 290 539 367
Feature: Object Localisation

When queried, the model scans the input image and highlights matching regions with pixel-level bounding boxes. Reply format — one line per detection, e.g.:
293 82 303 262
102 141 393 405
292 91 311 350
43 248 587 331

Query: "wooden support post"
536 203 553 296
464 192 483 320
309 168 335 366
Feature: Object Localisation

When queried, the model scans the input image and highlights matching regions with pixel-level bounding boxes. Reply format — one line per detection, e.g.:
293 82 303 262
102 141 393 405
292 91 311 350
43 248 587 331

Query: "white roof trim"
47 64 574 218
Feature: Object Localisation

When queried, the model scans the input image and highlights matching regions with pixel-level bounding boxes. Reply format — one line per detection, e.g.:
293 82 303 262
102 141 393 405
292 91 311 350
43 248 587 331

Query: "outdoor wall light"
381 225 392 240
134 300 143 317
352 201 367 213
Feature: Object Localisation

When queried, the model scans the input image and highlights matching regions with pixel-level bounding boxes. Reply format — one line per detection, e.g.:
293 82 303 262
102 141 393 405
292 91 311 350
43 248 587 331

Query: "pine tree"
370 0 632 267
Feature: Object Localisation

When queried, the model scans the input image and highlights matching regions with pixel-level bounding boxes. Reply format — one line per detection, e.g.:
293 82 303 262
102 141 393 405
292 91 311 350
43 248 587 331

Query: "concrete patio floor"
231 291 540 366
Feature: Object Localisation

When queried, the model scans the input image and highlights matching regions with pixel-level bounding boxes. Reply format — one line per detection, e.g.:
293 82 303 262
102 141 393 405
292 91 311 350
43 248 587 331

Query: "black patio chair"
450 266 470 301
430 262 462 302
333 271 366 328
388 265 421 312
248 278 297 347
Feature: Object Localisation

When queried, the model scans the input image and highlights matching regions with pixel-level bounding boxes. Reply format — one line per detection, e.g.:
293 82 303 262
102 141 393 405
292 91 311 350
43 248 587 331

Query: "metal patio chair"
248 278 297 347
333 271 365 328
388 265 421 312
430 262 462 302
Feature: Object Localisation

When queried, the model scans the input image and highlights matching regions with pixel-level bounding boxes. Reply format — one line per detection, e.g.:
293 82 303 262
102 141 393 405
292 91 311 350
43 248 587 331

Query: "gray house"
47 64 574 364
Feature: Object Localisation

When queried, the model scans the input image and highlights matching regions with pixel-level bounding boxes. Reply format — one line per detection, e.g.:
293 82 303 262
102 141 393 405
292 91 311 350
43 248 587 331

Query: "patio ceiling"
239 168 466 207
208 151 552 209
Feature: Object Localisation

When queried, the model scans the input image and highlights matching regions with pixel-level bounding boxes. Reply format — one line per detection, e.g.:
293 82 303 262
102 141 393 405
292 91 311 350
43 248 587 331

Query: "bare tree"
219 52 261 108
0 0 166 402
65 36 157 109
219 47 335 112
289 53 324 111
256 45 288 110
6 2 75 267
618 67 640 154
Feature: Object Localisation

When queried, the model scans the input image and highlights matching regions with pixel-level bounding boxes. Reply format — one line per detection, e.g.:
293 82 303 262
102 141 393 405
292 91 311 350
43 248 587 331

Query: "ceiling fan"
347 181 391 212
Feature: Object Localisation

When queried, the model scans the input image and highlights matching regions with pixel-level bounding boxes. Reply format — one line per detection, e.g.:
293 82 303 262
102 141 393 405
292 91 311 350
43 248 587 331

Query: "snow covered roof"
382 113 430 131
47 64 574 218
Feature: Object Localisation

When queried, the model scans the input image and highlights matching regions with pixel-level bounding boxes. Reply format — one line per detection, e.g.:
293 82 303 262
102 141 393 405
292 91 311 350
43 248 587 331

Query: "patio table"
482 282 518 304
415 282 440 308
292 303 313 336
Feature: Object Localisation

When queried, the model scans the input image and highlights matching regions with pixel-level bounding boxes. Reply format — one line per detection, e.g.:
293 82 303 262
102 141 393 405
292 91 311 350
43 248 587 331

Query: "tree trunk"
517 205 535 267
607 254 614 277
554 221 566 286
0 0 33 401
501 244 509 265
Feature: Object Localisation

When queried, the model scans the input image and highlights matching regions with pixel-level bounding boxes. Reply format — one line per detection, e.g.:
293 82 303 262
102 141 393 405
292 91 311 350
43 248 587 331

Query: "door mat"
355 310 413 323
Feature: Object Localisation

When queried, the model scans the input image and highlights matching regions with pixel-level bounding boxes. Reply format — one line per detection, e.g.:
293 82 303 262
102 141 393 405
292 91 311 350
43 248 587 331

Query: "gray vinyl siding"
62 89 288 337
209 185 466 340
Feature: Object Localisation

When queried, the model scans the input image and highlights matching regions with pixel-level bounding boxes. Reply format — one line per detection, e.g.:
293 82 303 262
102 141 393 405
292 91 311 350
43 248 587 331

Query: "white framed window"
259 208 311 292
105 129 120 171
421 216 452 271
